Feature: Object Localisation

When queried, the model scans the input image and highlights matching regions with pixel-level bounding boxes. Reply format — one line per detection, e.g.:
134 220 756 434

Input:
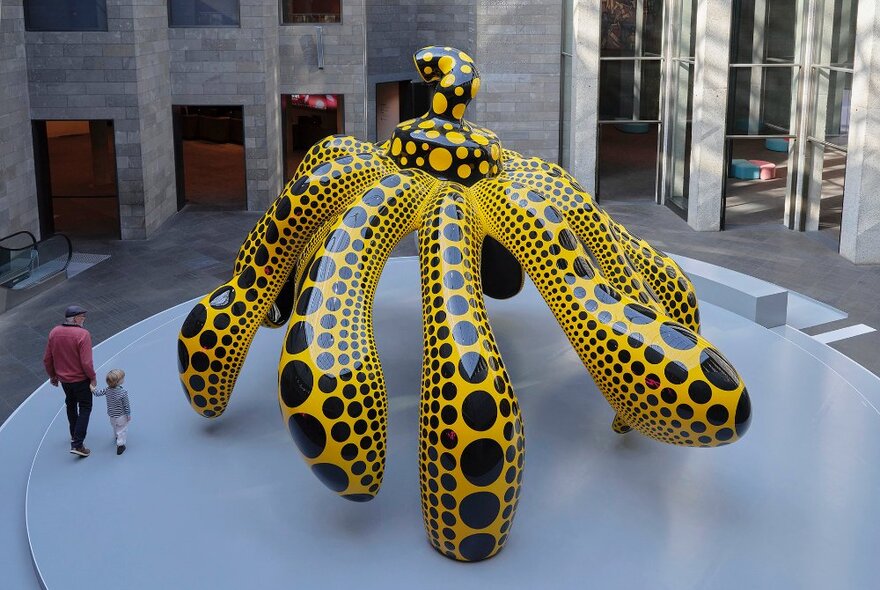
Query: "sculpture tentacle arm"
177 152 392 418
417 186 523 562
503 156 701 332
278 170 434 499
473 178 751 447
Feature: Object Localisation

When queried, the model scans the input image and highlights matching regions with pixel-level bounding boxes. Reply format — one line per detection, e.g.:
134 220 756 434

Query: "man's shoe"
116 445 126 455
69 447 90 457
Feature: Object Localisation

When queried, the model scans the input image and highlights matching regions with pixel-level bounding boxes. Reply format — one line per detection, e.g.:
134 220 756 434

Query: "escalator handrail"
0 233 73 290
0 230 37 252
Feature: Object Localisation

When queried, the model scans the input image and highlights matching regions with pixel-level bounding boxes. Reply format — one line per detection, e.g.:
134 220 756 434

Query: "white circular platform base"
20 259 880 589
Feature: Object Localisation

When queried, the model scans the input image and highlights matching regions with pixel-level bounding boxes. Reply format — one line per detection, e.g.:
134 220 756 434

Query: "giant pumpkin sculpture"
177 46 752 562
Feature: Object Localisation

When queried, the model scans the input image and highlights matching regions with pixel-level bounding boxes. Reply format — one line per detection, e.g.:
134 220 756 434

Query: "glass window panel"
811 69 851 148
169 0 240 27
600 0 663 58
727 66 796 134
24 0 107 31
598 123 659 200
724 137 791 227
667 61 694 213
599 60 661 120
814 0 858 68
281 0 341 24
731 0 800 64
559 53 572 168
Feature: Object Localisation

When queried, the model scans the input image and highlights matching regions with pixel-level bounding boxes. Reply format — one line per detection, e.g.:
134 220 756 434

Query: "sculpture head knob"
387 46 502 186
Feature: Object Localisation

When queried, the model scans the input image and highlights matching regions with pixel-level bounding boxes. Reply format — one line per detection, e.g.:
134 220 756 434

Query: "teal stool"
729 158 760 180
765 138 790 152
613 120 650 134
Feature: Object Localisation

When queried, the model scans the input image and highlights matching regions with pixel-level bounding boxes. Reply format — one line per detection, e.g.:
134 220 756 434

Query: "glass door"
597 0 664 202
723 0 803 229
660 0 697 217
795 0 857 246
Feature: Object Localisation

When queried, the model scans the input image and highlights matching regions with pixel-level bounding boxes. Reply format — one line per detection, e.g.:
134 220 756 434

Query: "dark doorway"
32 120 119 239
376 81 430 143
282 94 344 183
172 105 246 208
597 123 659 201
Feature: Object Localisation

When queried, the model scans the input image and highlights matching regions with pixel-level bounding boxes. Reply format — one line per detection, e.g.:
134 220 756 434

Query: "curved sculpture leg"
417 186 523 561
480 236 524 300
278 170 435 499
473 178 751 446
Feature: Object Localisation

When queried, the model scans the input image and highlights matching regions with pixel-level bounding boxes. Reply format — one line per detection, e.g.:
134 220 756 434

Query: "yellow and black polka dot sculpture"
177 46 752 562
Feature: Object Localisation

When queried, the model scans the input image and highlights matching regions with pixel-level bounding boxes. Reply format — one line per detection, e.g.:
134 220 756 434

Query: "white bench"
670 254 789 328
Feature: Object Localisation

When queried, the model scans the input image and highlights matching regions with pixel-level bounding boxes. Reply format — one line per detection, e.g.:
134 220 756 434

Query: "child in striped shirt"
93 369 131 455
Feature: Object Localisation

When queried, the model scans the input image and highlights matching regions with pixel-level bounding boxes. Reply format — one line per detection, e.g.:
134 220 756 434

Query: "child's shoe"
116 445 126 455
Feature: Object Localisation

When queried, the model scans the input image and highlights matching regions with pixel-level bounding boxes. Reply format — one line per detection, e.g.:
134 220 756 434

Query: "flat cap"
64 305 88 318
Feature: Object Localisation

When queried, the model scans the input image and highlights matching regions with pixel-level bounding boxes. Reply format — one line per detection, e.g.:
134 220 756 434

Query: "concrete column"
686 0 732 231
569 0 601 196
0 0 38 239
840 0 880 263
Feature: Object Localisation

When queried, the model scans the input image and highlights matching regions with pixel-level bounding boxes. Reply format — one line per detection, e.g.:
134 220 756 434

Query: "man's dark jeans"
61 380 92 449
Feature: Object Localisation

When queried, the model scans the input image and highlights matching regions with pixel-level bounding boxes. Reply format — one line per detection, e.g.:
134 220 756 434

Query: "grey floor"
1 198 878 427
22 260 880 590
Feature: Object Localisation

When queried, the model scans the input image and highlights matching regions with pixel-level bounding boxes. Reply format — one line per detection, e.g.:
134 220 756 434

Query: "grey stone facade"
0 0 37 239
365 0 475 142
169 0 282 212
474 0 562 164
280 2 367 140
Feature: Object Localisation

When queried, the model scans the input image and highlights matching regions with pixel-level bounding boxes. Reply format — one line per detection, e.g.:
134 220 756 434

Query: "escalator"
0 231 72 312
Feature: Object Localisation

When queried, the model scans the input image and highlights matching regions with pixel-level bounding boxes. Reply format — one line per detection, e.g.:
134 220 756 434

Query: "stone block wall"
168 0 282 211
0 0 38 239
474 0 562 163
279 1 367 139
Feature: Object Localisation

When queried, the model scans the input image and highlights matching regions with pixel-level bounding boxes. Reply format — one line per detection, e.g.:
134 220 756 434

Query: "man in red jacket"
43 305 97 457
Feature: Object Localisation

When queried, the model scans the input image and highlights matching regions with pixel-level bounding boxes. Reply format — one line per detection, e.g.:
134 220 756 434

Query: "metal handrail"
0 233 73 290
0 230 37 250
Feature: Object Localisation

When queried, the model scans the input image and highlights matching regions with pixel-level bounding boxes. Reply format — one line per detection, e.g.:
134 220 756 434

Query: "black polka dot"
644 344 665 364
343 206 367 228
624 304 656 325
280 360 313 408
443 224 462 241
688 380 712 404
706 404 729 425
192 393 207 407
460 439 503 486
594 284 620 304
296 287 323 316
191 352 209 372
181 304 207 338
321 397 345 420
558 229 578 250
462 391 497 431
309 257 336 282
447 295 469 315
452 321 478 346
286 321 313 354
735 389 752 435
459 492 501 529
701 348 740 391
660 322 698 350
177 340 189 372
288 413 326 458
362 187 385 206
311 463 348 492
325 229 351 252
664 361 688 385
444 247 463 264
209 286 234 309
676 404 694 419
274 195 291 219
459 533 496 561
459 352 488 384
237 266 256 289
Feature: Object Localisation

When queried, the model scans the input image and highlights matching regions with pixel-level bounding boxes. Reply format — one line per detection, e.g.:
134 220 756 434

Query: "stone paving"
2 201 878 426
